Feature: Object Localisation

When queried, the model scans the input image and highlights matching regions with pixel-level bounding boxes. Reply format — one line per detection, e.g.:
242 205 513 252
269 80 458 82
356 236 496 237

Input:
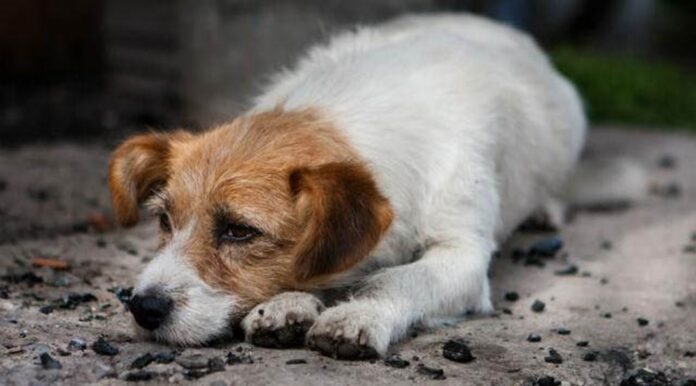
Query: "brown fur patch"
108 131 191 226
110 108 393 311
290 162 394 282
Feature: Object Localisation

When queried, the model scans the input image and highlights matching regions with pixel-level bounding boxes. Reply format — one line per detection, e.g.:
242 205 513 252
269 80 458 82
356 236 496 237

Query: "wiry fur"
110 14 586 354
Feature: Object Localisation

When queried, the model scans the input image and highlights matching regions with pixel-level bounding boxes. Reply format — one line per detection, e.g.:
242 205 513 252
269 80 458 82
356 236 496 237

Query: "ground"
0 128 694 386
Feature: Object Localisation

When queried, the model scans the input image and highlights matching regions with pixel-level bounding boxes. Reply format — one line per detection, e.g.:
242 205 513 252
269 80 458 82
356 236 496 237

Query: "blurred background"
1 0 695 147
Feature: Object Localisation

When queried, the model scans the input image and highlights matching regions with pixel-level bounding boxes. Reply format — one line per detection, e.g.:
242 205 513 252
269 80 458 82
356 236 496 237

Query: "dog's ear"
289 162 393 282
108 131 190 227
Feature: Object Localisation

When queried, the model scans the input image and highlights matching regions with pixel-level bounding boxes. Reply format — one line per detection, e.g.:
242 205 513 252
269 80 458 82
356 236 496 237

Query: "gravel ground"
0 128 695 385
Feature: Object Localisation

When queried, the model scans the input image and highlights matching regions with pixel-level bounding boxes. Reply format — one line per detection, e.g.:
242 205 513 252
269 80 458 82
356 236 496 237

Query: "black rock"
518 217 558 233
504 291 519 301
583 352 597 362
417 364 446 380
226 351 254 365
576 341 589 347
384 354 410 368
557 328 571 335
68 337 87 351
537 376 561 386
0 179 7 192
524 255 546 268
208 357 226 373
108 287 133 307
620 368 670 386
130 353 155 369
684 351 695 357
39 305 54 314
285 359 308 365
601 240 613 250
544 349 563 364
40 353 62 370
511 248 526 262
527 334 542 343
58 293 97 310
555 265 578 276
92 337 119 356
657 154 677 169
153 351 177 364
602 313 612 319
442 339 475 363
529 237 564 258
531 300 546 313
637 318 649 327
124 370 157 382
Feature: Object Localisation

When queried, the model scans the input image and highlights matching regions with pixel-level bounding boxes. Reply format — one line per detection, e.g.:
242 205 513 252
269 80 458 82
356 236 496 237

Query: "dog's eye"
219 223 259 244
159 213 172 233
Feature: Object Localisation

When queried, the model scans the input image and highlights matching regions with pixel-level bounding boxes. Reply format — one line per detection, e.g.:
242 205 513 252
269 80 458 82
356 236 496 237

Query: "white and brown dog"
108 14 586 358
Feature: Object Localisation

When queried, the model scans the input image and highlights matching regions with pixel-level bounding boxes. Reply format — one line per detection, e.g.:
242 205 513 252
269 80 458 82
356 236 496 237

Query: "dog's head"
108 109 393 345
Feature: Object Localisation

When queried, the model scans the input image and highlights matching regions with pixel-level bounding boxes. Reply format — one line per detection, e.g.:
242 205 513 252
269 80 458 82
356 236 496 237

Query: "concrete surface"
0 128 695 385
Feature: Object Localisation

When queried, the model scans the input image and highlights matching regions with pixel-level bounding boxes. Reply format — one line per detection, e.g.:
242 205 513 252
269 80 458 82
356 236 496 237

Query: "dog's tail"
563 156 649 211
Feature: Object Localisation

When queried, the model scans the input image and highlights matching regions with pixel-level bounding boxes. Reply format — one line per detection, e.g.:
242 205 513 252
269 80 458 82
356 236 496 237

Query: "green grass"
551 48 696 130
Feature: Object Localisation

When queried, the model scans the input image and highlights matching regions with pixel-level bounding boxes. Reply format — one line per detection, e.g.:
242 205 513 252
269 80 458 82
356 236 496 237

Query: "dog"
108 14 586 358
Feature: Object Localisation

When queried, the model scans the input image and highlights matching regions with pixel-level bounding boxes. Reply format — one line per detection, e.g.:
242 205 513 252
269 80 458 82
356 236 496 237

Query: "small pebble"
576 341 589 347
154 351 177 364
417 364 446 380
600 240 613 250
557 328 571 335
637 318 649 327
544 348 563 364
40 353 62 370
527 334 542 342
555 265 578 276
285 359 308 365
130 353 155 369
583 352 597 362
657 154 677 169
124 370 156 382
68 337 87 351
442 339 475 363
504 291 519 301
384 354 410 368
684 351 695 358
39 305 54 314
92 337 119 356
226 351 254 365
531 300 546 313
536 376 561 386
602 313 612 319
529 237 564 258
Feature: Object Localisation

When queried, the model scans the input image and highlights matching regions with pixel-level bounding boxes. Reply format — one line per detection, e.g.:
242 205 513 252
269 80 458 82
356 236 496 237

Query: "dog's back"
256 14 586 260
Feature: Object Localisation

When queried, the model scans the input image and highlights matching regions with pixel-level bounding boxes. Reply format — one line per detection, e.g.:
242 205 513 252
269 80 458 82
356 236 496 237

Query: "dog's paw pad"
250 322 312 348
307 305 388 360
242 292 323 349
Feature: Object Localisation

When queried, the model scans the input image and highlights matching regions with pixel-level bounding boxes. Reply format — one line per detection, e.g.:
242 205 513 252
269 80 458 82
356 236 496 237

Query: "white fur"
252 13 586 355
135 224 239 345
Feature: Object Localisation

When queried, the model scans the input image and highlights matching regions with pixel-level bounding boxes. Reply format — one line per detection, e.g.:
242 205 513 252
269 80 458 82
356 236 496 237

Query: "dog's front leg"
307 236 494 359
242 291 325 348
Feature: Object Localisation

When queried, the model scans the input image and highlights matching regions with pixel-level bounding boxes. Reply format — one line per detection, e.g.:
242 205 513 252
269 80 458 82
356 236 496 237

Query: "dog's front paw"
241 292 324 348
307 303 391 360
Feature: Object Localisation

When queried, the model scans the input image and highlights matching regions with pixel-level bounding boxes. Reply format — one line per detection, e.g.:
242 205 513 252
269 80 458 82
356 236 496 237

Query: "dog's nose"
129 292 174 330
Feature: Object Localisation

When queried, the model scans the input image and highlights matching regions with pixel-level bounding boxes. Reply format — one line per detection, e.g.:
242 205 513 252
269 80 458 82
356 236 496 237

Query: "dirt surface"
1 128 695 385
